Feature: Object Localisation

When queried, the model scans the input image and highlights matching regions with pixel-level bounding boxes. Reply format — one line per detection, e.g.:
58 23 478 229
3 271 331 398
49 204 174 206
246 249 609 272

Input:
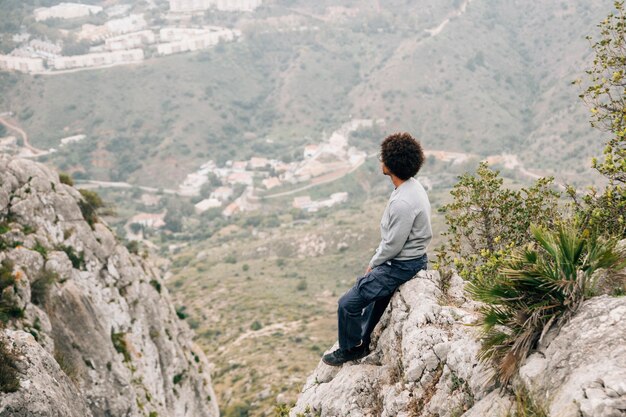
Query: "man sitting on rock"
322 132 432 366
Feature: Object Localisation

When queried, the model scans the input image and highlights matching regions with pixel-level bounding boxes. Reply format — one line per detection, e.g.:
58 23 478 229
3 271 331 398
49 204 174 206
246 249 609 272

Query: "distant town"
0 1 261 74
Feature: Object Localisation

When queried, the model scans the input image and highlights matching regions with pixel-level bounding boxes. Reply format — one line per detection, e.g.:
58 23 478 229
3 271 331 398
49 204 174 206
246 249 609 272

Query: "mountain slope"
0 154 218 417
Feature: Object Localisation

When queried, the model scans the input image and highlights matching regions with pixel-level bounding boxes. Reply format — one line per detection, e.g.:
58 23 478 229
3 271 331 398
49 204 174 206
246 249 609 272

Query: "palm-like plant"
468 224 624 386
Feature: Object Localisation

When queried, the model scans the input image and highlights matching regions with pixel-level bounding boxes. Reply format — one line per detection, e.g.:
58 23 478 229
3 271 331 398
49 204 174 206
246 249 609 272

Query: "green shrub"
0 259 23 323
59 245 85 270
0 338 20 393
59 173 74 186
78 189 105 227
173 372 185 384
33 240 47 258
250 320 262 331
149 279 162 293
574 1 626 238
435 162 560 282
126 240 140 255
469 224 624 386
31 269 58 306
111 332 131 362
506 386 548 417
175 306 188 320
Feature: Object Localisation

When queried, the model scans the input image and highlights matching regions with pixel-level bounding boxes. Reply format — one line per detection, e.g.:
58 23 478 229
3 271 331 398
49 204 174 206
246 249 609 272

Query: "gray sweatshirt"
369 177 432 268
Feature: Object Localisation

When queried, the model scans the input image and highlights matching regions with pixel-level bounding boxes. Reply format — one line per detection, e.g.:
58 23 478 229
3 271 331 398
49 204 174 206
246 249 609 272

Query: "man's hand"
365 265 372 274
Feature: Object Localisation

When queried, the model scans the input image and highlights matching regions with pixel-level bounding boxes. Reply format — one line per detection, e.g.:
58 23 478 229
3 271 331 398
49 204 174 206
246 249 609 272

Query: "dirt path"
0 116 45 156
425 0 472 37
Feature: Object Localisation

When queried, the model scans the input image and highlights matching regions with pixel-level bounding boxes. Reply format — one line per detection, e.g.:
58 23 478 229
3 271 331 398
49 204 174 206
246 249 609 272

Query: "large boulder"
291 269 626 417
0 155 218 417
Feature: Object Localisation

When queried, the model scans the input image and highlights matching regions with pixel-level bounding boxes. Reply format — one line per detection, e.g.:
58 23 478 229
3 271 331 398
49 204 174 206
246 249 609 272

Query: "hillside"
0 154 217 417
0 0 609 190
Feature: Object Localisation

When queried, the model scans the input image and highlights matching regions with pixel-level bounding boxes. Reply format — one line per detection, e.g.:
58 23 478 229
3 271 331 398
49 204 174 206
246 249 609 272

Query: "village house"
156 28 237 56
52 49 144 70
30 40 62 56
211 186 234 202
262 177 281 189
194 198 222 214
104 30 156 51
227 171 253 186
0 55 45 73
249 156 270 169
231 160 248 171
222 201 240 217
169 0 262 13
34 3 103 21
293 195 312 210
106 14 148 36
128 212 166 229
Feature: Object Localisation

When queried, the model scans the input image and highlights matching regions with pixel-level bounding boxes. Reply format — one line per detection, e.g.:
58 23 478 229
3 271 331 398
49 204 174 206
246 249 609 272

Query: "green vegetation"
573 1 626 238
438 1 626 390
469 224 623 386
435 163 560 282
0 337 20 393
149 279 162 294
30 269 58 307
58 245 85 270
78 189 105 228
59 173 74 186
111 332 131 363
506 386 548 417
0 259 23 323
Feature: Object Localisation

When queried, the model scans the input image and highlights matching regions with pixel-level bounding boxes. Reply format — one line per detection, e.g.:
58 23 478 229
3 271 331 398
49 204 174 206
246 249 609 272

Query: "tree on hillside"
576 0 626 235
435 163 560 283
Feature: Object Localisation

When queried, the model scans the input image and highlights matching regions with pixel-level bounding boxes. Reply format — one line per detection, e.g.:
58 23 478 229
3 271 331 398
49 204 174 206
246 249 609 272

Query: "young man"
322 132 432 366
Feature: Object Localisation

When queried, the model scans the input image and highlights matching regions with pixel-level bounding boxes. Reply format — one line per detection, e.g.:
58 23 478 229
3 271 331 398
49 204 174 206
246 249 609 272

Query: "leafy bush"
0 338 20 393
78 189 105 228
111 332 131 363
59 173 74 186
435 162 560 282
59 245 85 270
469 224 624 386
573 1 626 238
0 259 23 323
31 269 58 306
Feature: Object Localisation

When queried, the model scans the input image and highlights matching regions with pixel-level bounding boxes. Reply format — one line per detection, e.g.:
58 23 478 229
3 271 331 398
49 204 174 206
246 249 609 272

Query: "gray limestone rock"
292 269 626 417
0 155 218 417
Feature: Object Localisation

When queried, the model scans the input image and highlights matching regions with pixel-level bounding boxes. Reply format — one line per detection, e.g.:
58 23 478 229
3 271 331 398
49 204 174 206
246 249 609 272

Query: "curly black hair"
380 132 425 180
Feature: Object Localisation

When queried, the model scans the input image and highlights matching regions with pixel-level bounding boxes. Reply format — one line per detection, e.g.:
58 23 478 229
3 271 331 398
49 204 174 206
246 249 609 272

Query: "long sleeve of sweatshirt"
369 178 432 268
369 199 416 268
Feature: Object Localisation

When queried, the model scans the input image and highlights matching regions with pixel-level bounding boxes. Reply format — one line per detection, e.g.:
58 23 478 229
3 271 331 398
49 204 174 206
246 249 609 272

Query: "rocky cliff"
0 155 218 417
291 270 626 417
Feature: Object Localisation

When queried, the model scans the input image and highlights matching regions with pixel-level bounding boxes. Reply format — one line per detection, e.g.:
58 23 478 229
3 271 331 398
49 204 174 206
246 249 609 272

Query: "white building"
34 3 103 21
105 30 156 51
30 40 62 55
169 0 262 12
0 55 45 73
159 27 208 42
52 49 144 70
194 198 222 213
211 186 234 201
156 28 237 55
106 14 148 36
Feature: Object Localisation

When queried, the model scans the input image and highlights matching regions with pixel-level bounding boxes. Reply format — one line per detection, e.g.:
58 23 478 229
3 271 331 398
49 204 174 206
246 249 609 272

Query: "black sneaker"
322 344 369 367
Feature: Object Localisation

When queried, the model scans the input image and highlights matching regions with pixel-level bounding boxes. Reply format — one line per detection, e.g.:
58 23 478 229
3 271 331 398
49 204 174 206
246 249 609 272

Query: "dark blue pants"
337 255 428 350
